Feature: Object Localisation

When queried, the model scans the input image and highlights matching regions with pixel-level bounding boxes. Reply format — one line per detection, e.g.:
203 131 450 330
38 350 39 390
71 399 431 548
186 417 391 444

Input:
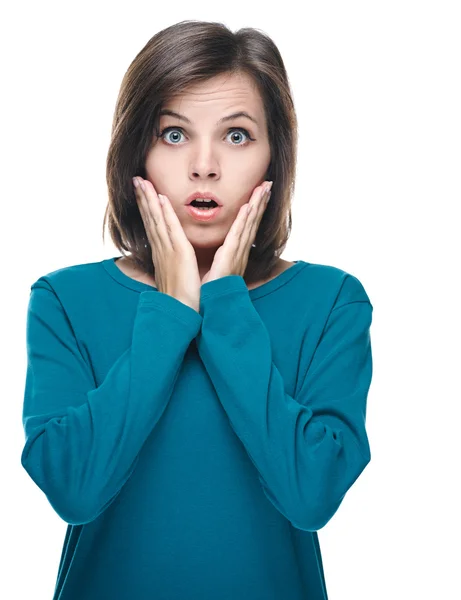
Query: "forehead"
161 72 264 122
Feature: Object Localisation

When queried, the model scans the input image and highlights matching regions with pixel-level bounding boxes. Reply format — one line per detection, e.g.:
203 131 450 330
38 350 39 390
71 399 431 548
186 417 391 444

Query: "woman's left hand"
200 181 273 286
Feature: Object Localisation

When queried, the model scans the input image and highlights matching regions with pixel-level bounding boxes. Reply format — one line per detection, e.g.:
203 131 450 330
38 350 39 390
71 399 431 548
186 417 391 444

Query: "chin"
185 225 227 243
189 240 223 250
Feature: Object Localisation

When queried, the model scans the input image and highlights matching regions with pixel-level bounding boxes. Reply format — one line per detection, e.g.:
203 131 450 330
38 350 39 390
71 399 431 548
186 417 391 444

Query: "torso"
114 256 295 291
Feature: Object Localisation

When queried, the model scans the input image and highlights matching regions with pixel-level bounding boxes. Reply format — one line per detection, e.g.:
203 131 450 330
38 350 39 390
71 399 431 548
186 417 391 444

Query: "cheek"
144 157 169 190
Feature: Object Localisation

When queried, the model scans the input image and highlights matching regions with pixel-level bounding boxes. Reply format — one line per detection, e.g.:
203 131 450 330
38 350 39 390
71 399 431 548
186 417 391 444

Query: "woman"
21 20 373 600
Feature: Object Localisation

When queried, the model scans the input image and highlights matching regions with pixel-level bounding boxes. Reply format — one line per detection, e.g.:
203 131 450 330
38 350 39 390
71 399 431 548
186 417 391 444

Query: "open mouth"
188 200 219 210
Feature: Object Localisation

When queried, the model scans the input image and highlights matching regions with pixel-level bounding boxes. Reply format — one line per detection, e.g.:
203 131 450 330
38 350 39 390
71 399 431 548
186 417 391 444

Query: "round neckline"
101 255 308 300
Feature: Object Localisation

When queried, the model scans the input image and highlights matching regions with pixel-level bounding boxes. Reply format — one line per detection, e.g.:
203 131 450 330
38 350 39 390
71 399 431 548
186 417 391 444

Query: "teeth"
195 198 213 203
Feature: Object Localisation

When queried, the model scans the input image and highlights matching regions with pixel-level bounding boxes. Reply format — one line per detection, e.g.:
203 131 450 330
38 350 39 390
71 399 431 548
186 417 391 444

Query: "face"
144 71 271 268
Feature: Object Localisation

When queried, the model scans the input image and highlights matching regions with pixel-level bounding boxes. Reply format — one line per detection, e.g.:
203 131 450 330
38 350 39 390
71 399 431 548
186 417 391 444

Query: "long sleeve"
196 273 373 532
21 281 202 526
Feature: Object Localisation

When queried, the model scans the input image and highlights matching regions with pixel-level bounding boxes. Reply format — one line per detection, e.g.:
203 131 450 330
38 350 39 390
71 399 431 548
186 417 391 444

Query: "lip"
185 204 222 222
185 191 223 206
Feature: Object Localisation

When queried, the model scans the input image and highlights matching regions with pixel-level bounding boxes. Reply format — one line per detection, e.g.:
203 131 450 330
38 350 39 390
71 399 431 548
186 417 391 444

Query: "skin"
144 71 272 281
118 71 294 288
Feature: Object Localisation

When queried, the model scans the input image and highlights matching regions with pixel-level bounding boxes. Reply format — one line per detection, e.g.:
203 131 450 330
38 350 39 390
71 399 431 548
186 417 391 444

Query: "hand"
133 177 202 313
200 181 273 285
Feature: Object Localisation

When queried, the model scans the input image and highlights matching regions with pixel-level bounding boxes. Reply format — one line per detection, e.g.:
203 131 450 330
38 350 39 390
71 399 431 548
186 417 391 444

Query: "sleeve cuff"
200 275 248 302
138 290 203 333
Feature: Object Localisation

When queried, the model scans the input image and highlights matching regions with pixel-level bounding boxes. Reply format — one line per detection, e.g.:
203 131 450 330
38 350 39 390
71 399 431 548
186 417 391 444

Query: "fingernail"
132 177 139 188
266 181 273 193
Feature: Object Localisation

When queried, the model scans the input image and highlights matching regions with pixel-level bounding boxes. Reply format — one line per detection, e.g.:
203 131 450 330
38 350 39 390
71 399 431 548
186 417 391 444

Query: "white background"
2 1 460 598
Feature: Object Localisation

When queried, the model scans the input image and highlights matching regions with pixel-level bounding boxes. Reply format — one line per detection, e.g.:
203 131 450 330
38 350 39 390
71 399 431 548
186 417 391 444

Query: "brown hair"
103 20 298 285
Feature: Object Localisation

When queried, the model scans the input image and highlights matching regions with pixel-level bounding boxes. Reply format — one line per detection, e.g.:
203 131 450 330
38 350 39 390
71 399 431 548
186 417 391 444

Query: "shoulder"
300 260 372 310
29 258 105 297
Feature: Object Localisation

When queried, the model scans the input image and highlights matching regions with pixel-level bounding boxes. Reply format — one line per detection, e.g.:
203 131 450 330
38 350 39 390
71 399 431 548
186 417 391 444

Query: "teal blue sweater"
21 256 373 600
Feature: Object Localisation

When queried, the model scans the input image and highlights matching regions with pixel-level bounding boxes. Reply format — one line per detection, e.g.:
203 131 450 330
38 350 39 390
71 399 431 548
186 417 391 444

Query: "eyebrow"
159 109 258 127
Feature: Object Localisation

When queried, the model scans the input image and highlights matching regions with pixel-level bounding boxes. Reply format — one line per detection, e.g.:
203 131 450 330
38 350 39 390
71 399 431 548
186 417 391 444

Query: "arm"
196 274 373 532
21 281 202 526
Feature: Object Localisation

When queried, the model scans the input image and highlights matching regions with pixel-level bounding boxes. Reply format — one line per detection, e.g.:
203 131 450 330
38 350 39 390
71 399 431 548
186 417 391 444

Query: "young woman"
21 20 373 600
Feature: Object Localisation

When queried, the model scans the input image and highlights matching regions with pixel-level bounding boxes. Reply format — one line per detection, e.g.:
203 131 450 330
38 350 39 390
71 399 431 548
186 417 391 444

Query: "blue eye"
157 126 254 147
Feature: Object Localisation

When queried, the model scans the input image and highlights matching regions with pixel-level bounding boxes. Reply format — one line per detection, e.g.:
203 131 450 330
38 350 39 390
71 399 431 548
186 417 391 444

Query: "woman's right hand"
133 176 201 313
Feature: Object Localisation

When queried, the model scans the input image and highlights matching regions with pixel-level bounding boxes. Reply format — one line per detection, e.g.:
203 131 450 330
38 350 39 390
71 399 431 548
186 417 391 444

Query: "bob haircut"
103 20 298 286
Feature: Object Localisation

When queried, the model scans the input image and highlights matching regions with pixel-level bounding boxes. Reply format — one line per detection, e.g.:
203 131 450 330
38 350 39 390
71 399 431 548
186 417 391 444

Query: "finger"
226 183 266 251
142 179 194 255
233 183 265 246
155 191 192 252
137 178 173 251
245 185 270 247
251 182 268 206
231 203 251 244
253 186 270 224
134 180 158 250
